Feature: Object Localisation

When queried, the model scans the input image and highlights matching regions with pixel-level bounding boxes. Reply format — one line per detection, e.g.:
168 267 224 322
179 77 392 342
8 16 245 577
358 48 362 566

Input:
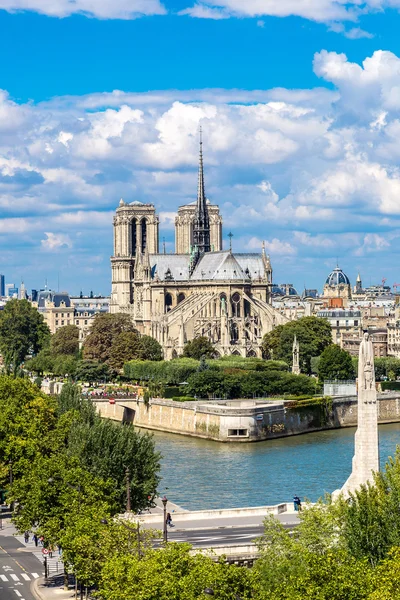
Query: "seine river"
150 423 400 510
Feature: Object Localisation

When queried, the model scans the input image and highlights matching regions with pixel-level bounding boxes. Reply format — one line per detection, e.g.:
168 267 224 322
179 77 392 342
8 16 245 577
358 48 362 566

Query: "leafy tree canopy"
0 299 50 374
98 543 253 600
50 324 80 356
183 336 217 360
318 344 354 381
139 335 163 361
75 360 110 384
25 348 54 375
83 313 137 363
262 316 332 374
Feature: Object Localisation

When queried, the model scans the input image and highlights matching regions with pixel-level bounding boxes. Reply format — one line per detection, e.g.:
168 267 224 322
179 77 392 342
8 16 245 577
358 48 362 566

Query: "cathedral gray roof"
149 250 266 282
235 254 266 279
150 255 190 281
191 251 247 281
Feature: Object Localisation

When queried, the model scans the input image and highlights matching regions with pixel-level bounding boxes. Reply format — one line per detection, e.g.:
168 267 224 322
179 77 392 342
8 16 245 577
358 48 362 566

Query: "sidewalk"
137 505 299 532
31 575 75 600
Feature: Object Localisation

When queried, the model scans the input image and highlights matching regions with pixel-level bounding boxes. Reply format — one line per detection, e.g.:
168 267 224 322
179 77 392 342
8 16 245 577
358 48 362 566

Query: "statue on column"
334 330 379 498
359 332 375 392
292 335 300 375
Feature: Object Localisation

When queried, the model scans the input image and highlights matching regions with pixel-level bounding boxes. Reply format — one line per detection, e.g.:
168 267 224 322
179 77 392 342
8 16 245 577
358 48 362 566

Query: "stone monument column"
292 335 300 375
339 332 379 497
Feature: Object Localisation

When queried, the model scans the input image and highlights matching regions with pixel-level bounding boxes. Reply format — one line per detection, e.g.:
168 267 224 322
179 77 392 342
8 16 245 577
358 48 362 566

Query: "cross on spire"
228 231 233 251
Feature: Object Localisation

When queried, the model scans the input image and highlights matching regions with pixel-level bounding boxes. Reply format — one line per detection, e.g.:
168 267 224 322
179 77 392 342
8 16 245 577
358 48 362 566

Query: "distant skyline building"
5 283 18 298
0 274 4 297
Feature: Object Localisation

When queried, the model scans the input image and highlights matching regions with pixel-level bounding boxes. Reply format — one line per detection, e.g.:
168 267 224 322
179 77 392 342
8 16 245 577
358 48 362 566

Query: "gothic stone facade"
110 142 287 358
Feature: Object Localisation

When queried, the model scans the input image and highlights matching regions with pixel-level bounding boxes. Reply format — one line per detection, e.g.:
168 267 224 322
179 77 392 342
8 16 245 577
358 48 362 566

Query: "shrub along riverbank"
124 356 320 399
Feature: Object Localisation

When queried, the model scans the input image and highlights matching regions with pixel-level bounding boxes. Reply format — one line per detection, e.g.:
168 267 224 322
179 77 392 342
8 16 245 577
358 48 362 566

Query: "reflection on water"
148 424 400 510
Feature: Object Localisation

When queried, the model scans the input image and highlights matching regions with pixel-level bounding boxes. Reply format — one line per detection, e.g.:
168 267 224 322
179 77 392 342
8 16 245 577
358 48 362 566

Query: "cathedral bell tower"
110 200 159 314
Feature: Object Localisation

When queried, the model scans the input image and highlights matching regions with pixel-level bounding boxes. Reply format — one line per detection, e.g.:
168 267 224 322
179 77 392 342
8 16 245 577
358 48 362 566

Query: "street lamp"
126 468 131 512
161 495 168 544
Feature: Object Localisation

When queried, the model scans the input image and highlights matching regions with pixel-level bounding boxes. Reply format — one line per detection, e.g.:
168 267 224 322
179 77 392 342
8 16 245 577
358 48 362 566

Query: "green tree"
0 299 50 374
254 508 373 600
83 313 137 363
138 335 163 361
60 511 159 591
108 332 142 371
183 336 217 360
262 316 332 374
98 543 254 600
187 371 226 398
50 324 79 356
370 547 400 599
75 360 110 384
318 344 354 381
58 384 161 512
52 354 79 377
341 450 400 566
25 348 55 375
0 376 57 487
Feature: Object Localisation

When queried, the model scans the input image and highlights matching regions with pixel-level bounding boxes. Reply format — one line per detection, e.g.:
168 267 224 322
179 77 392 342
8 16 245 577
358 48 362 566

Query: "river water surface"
151 424 400 510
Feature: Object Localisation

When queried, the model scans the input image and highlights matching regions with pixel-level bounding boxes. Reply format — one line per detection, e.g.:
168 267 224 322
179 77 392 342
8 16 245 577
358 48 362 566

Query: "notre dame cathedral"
110 136 287 359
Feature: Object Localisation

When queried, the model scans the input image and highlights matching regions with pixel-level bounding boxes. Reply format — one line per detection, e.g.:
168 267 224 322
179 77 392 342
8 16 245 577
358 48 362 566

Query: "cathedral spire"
192 127 211 255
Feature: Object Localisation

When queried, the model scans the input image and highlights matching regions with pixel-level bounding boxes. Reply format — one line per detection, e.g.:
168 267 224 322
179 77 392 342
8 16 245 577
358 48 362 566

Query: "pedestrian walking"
33 533 38 547
166 512 173 527
39 535 44 546
24 531 29 544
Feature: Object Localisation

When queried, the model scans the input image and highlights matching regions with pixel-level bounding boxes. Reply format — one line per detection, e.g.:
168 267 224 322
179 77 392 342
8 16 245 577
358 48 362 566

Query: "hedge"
381 381 400 391
124 358 199 385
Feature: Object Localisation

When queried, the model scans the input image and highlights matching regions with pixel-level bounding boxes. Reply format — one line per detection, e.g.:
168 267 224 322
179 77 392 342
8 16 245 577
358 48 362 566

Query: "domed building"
322 266 352 301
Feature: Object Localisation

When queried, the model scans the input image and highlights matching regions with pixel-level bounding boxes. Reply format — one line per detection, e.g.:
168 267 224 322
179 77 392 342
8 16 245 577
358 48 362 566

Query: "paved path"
139 510 299 536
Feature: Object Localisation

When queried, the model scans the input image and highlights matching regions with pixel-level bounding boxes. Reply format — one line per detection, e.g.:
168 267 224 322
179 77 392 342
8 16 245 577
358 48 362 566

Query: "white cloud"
41 232 73 250
179 1 400 26
4 49 400 291
247 236 296 255
354 233 390 256
180 0 355 22
345 27 374 40
0 0 166 19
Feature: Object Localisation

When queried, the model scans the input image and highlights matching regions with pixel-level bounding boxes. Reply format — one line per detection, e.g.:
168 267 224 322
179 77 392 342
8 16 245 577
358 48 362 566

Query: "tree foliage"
83 313 137 363
262 316 332 374
183 336 218 360
50 324 80 356
0 299 50 374
75 360 110 384
1 378 160 549
98 543 254 600
318 344 355 381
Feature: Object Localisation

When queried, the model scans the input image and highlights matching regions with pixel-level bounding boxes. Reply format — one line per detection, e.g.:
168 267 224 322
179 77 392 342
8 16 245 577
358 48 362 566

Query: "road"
156 516 297 548
168 524 266 546
0 534 43 600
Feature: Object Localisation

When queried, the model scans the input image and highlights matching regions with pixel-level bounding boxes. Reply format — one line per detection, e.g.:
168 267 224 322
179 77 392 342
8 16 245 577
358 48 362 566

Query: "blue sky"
2 1 400 294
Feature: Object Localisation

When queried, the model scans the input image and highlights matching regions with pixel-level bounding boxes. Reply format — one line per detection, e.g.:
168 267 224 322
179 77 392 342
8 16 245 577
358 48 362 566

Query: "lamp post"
126 468 131 512
161 495 168 544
